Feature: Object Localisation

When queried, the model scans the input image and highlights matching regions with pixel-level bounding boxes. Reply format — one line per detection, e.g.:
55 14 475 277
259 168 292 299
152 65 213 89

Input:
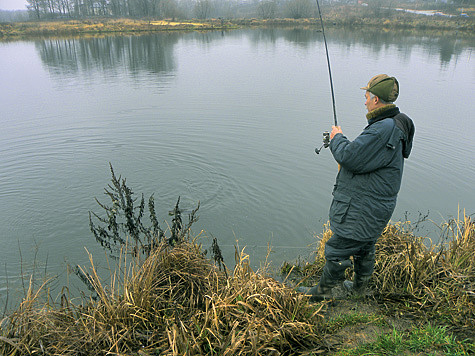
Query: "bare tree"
285 0 313 19
194 0 211 19
257 0 277 19
157 0 181 19
26 0 42 18
0 10 30 21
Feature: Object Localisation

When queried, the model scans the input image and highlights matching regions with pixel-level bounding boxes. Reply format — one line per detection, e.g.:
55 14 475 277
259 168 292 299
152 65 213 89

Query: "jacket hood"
367 105 415 159
393 113 415 158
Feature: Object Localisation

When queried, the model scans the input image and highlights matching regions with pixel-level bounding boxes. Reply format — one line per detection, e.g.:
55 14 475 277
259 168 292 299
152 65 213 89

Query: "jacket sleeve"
330 128 391 174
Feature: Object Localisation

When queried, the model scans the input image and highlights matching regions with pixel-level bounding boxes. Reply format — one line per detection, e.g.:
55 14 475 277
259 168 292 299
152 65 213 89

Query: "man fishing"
307 74 415 301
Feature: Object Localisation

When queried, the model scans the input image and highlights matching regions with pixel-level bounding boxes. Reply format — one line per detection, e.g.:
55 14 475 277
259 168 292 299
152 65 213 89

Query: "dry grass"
0 239 326 355
374 212 475 327
0 18 236 39
1 212 474 355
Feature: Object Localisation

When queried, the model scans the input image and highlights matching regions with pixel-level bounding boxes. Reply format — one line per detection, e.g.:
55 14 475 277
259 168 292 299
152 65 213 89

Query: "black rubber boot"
343 275 372 296
343 251 375 297
305 259 352 302
306 275 334 302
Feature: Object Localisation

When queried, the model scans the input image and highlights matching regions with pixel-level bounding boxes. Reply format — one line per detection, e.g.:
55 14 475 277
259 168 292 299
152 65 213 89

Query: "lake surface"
1 28 474 306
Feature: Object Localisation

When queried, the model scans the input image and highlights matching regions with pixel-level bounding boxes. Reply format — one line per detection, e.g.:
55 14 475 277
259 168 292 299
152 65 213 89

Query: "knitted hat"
361 74 399 102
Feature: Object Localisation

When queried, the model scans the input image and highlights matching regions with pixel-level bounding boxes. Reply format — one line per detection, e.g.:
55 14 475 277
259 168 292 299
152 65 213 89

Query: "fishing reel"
315 131 330 154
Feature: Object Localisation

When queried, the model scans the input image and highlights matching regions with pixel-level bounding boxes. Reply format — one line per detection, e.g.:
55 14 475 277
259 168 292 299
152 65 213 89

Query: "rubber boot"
343 251 375 297
343 275 371 297
305 259 352 302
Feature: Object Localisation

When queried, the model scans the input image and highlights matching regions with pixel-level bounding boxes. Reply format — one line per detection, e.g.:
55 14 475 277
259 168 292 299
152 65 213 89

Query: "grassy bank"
1 213 474 355
1 7 474 40
0 18 238 39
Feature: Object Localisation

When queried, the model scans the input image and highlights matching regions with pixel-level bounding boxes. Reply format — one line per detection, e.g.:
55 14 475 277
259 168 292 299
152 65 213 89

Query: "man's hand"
330 126 342 139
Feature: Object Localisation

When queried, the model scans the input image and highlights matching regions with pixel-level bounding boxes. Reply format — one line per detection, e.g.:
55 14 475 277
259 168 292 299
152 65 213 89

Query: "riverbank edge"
0 14 474 40
1 214 474 355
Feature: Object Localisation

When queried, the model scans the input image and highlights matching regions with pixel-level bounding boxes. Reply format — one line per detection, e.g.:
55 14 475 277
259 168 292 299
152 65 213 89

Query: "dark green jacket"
328 105 415 241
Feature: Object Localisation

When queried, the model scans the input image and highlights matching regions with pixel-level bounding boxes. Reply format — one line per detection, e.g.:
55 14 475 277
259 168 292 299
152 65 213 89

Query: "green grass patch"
325 310 387 331
336 323 475 356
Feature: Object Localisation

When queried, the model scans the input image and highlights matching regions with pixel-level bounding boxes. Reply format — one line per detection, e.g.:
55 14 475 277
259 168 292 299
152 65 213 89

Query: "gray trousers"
321 234 376 283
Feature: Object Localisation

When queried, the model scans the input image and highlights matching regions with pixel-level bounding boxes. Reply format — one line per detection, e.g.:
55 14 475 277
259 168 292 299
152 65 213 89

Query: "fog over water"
1 28 474 307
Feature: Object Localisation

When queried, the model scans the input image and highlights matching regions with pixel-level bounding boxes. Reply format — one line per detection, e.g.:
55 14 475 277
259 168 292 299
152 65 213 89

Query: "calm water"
1 28 474 305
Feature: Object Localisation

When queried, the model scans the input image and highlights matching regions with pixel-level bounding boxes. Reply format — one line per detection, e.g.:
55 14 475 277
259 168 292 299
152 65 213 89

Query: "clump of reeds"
0 238 327 355
374 213 475 326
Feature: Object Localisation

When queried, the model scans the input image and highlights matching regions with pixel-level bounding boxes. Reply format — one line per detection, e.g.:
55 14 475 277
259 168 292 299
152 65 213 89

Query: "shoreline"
1 215 474 355
1 14 473 40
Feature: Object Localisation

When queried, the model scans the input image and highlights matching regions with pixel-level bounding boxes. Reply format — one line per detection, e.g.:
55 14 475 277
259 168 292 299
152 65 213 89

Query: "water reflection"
325 27 472 66
35 28 474 76
36 34 180 78
437 36 463 65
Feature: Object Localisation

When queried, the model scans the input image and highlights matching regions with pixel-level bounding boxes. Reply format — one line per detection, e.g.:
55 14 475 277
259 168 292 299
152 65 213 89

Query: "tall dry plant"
88 163 200 260
374 212 475 326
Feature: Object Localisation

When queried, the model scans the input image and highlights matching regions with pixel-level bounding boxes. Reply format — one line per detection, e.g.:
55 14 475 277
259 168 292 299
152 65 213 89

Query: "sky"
0 0 27 10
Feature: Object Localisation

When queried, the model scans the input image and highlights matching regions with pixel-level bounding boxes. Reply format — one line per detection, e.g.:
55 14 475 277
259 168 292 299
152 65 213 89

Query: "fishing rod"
314 0 337 155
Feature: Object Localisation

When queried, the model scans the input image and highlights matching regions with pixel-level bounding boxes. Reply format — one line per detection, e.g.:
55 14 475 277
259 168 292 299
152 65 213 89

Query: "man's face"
364 91 377 112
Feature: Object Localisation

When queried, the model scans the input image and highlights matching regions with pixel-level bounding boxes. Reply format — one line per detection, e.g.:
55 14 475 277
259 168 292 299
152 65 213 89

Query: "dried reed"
374 212 475 326
0 237 326 355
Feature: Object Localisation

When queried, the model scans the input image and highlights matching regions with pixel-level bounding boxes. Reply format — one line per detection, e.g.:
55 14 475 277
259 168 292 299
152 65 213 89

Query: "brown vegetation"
286 213 475 327
321 4 474 31
0 239 327 355
0 18 237 39
1 212 474 355
1 7 473 40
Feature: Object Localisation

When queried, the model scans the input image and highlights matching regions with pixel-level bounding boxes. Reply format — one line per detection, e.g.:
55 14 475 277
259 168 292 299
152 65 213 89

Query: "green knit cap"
361 74 399 102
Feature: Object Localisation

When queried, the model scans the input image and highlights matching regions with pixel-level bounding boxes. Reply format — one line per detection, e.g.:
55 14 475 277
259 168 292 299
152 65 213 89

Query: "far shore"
0 12 474 40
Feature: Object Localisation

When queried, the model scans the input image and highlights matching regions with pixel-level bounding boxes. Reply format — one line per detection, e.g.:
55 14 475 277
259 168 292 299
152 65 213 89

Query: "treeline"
24 0 325 20
19 0 474 21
